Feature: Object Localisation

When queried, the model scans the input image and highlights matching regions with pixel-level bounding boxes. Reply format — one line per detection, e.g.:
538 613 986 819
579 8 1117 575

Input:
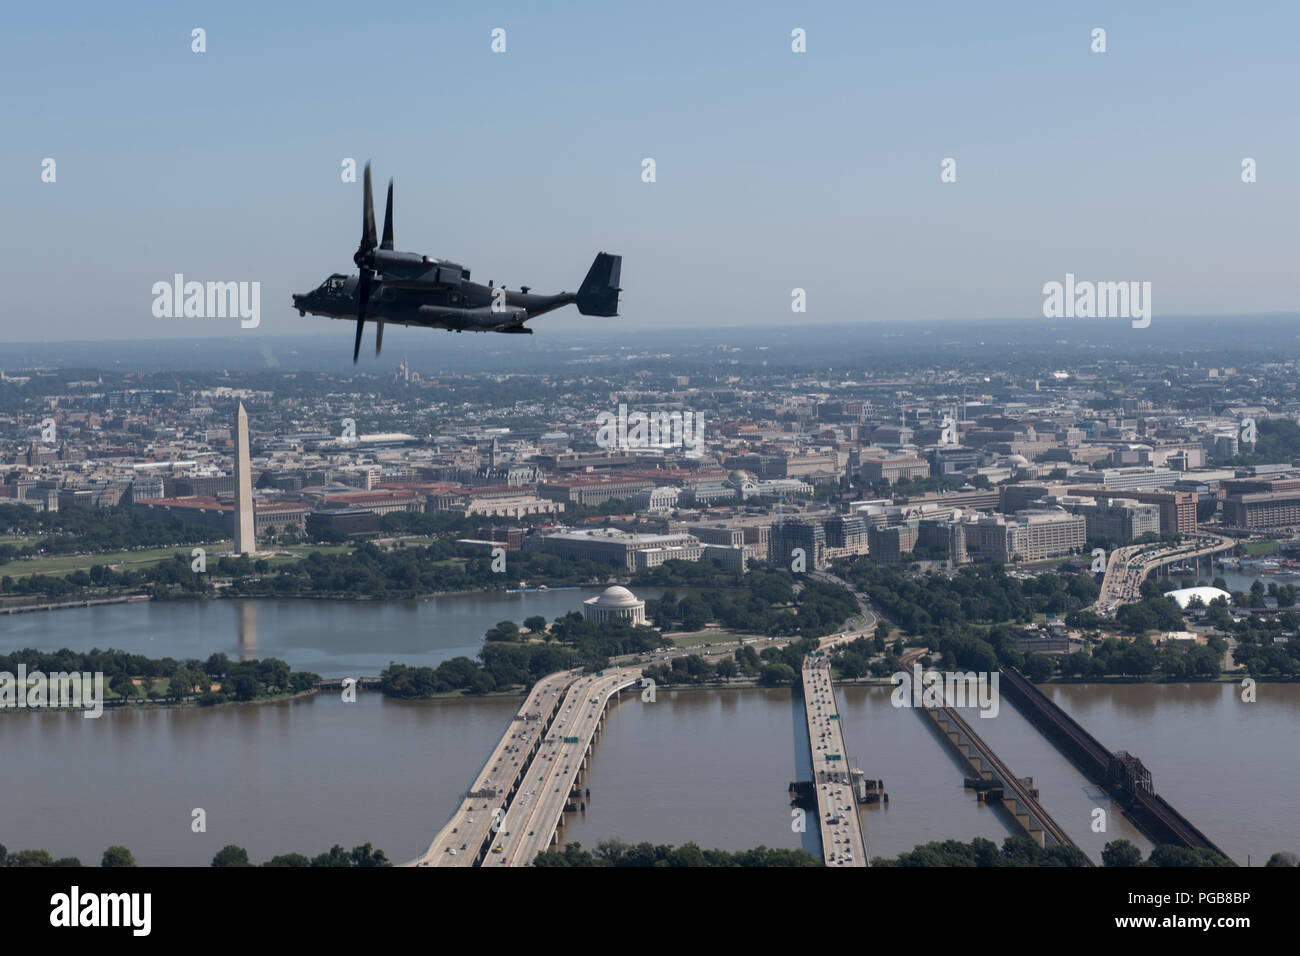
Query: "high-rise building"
867 522 918 564
1074 498 1161 544
824 515 868 553
233 402 255 554
770 520 827 570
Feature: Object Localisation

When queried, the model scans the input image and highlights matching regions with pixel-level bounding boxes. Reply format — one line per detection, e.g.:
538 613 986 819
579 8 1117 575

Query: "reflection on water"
838 685 1014 859
0 588 665 678
237 601 257 660
559 688 807 855
947 690 1152 861
1041 682 1300 865
560 685 1017 860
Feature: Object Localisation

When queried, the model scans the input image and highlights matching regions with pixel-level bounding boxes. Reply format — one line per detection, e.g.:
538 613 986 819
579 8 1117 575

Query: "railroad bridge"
998 666 1229 859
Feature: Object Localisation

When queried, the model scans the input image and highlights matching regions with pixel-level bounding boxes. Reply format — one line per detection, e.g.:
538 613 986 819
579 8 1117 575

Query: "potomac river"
2 589 1296 865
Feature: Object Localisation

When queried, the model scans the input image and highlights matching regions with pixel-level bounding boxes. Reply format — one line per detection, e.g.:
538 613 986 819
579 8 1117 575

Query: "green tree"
211 844 252 867
101 845 137 868
311 844 354 867
1024 653 1054 682
1146 845 1233 867
1101 839 1143 867
8 849 54 867
758 663 796 686
350 843 390 867
485 620 521 642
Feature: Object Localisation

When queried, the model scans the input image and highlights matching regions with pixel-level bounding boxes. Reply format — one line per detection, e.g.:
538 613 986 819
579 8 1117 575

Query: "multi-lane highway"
1095 533 1235 613
809 569 879 647
420 570 878 867
414 669 583 866
802 655 869 867
483 666 642 867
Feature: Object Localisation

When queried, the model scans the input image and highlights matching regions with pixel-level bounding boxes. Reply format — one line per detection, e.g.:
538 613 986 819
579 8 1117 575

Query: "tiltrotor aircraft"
293 162 622 361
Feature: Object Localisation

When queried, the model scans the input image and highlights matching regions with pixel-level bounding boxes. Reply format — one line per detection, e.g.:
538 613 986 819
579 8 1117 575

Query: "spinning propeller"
351 162 394 361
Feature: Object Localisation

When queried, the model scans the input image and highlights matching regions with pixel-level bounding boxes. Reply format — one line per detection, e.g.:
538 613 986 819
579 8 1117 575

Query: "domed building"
582 585 646 625
728 469 758 496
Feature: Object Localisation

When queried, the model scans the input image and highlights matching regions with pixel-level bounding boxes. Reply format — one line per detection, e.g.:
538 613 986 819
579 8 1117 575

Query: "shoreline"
0 687 322 716
0 583 622 614
4 671 1292 716
0 574 751 615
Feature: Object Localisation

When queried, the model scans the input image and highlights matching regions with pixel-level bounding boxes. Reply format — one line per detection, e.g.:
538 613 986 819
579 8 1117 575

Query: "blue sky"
2 0 1297 344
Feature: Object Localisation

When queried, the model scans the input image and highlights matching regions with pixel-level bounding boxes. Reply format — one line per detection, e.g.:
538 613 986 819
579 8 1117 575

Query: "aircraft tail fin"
576 252 621 317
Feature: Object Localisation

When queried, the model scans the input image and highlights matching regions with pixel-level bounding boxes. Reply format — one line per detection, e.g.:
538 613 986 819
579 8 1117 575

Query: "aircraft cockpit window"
327 277 346 293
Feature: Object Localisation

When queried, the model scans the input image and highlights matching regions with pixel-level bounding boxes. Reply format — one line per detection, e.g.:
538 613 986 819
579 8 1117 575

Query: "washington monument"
233 402 255 554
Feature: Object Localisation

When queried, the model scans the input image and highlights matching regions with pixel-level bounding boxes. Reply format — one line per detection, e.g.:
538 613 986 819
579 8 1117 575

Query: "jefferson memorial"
582 585 647 625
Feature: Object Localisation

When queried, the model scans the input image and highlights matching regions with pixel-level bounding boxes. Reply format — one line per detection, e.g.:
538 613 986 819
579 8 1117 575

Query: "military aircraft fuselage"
293 263 576 334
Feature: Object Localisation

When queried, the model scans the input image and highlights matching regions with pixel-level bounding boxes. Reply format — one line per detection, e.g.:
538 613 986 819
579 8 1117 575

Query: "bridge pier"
998 665 1228 860
921 704 1082 857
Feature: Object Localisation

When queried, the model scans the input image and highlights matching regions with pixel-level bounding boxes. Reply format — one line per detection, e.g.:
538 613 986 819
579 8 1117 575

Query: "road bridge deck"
414 669 583 867
802 655 869 867
484 666 642 867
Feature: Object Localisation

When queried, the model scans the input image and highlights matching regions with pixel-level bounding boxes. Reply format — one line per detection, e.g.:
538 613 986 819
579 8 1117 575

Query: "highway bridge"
920 701 1090 862
1095 533 1235 614
413 668 584 866
417 571 877 868
998 665 1229 859
482 666 642 867
802 655 869 867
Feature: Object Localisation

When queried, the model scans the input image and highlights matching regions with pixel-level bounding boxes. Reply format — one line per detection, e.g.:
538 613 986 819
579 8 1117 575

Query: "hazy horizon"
4 0 1298 344
5 313 1299 376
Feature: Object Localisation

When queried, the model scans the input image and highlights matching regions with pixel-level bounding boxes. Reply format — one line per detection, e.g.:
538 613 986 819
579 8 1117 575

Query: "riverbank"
0 686 322 716
0 581 627 614
0 593 150 614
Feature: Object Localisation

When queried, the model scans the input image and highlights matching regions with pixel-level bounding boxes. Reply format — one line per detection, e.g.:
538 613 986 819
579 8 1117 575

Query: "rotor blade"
380 179 394 251
375 320 385 356
363 163 376 250
354 162 377 268
353 269 374 363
